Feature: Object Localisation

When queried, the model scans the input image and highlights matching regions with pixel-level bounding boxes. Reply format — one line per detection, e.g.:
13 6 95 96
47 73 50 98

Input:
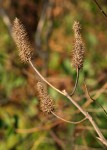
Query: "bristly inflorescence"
36 81 54 114
72 21 85 70
12 18 33 62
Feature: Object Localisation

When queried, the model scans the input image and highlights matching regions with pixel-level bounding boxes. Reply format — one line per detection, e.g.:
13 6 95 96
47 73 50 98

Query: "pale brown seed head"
12 18 33 62
73 21 81 37
36 81 54 114
72 21 85 70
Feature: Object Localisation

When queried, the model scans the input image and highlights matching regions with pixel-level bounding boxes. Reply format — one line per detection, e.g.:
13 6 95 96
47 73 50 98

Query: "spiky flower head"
36 81 54 114
72 21 85 70
12 18 33 62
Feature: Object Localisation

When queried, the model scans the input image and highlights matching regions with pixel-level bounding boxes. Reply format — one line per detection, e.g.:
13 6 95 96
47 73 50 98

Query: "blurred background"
0 0 107 149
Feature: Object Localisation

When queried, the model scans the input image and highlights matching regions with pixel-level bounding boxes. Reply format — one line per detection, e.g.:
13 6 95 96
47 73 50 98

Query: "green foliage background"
0 0 107 149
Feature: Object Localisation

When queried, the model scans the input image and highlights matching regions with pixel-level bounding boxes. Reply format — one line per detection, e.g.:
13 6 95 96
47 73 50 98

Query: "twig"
92 0 107 18
70 68 79 96
77 82 107 103
29 60 107 146
16 120 63 134
29 60 64 96
63 90 107 146
35 0 54 58
97 137 107 147
75 125 107 133
0 8 12 36
50 131 66 150
84 79 107 117
35 0 54 78
35 0 48 46
51 111 87 124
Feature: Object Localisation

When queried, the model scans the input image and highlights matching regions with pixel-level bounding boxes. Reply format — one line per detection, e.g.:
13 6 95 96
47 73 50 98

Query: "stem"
0 8 12 36
29 60 107 146
84 79 107 117
92 0 107 18
51 111 87 124
70 68 79 96
29 60 65 96
63 90 107 145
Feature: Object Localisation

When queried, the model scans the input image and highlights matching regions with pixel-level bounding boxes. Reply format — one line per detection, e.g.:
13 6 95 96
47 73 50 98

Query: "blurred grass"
0 0 107 149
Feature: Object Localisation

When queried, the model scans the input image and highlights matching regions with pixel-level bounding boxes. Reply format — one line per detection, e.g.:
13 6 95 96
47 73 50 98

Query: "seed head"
72 21 85 70
12 18 33 62
36 81 54 114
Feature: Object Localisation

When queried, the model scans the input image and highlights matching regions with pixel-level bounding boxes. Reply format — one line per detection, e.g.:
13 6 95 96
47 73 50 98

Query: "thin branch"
92 0 107 18
29 60 107 146
35 0 47 49
84 79 107 117
50 131 66 150
34 0 54 61
63 90 107 146
97 137 107 147
51 111 87 124
29 60 64 96
0 8 12 36
16 120 62 134
70 68 79 96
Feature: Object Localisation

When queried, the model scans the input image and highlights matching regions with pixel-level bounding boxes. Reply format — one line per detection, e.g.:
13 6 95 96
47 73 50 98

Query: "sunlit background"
0 0 107 149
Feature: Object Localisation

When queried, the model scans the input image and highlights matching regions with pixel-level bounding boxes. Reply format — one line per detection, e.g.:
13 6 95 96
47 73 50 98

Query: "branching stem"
84 79 107 117
63 90 107 145
29 59 107 146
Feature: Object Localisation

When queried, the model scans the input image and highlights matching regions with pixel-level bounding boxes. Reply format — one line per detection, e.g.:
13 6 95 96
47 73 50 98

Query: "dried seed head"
36 81 54 114
72 21 85 70
12 18 33 62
